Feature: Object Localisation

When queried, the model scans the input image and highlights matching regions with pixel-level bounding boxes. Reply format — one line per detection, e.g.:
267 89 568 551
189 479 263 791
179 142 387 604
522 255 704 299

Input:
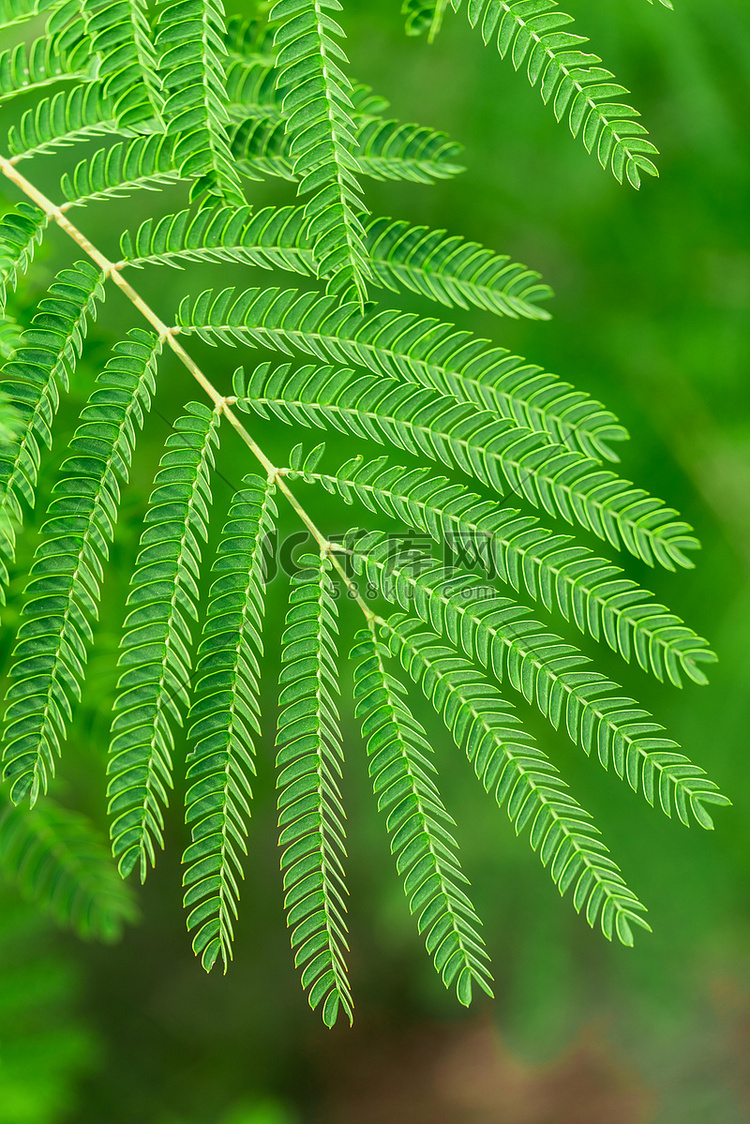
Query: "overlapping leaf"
290 453 714 685
271 0 371 306
384 617 649 943
345 532 728 828
181 287 626 462
232 360 694 569
109 403 220 880
1 330 159 806
353 623 493 1004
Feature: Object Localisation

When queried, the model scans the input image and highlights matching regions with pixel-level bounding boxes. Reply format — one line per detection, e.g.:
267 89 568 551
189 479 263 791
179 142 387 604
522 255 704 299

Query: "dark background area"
0 1 749 1121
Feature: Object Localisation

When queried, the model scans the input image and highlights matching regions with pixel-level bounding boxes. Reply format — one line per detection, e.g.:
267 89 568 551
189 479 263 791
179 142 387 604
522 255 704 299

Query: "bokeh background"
0 0 749 1120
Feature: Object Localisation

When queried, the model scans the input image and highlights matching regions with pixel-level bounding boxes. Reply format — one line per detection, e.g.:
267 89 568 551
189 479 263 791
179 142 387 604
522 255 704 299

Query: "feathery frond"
119 205 550 320
155 0 245 205
231 114 465 186
0 33 93 106
108 403 221 880
276 551 353 1027
61 133 180 209
0 203 48 314
83 0 164 127
291 454 715 685
383 617 650 944
451 0 659 187
350 117 464 185
183 474 277 972
345 533 729 828
365 217 551 318
8 85 121 163
2 331 159 807
232 360 694 569
270 0 372 307
0 262 105 597
0 796 137 940
181 288 625 462
352 622 493 1005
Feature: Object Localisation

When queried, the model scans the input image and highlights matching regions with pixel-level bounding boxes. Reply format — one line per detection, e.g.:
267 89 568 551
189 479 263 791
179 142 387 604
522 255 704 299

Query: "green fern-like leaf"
451 0 659 187
291 454 714 685
0 261 105 597
231 113 465 186
181 288 625 462
350 117 464 185
232 360 693 568
353 622 493 1005
119 205 551 320
0 203 48 314
155 0 245 205
8 84 121 163
83 0 164 127
108 402 221 880
0 795 137 940
384 617 650 944
0 32 93 106
364 216 551 318
2 330 159 806
276 551 353 1027
61 133 180 208
346 533 729 829
270 0 372 307
183 474 277 972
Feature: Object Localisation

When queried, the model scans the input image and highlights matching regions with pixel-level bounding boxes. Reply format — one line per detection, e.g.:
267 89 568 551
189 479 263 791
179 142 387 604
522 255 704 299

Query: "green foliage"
3 329 157 806
83 0 164 128
8 85 118 163
0 32 92 106
196 297 623 461
450 0 660 187
120 205 549 318
230 112 466 185
345 532 726 828
270 0 371 307
155 0 245 205
384 618 649 944
183 474 276 971
353 622 493 1004
0 204 48 315
0 795 137 939
0 262 105 615
61 134 180 208
109 403 220 880
291 455 714 686
232 359 688 566
0 0 727 1028
276 552 352 1026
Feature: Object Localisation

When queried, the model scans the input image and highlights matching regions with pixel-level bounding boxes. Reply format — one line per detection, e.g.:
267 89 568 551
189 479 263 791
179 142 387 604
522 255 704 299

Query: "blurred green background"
1 0 749 1120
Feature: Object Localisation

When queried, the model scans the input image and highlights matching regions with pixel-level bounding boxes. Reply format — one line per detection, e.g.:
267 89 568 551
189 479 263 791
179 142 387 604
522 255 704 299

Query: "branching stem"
0 155 374 619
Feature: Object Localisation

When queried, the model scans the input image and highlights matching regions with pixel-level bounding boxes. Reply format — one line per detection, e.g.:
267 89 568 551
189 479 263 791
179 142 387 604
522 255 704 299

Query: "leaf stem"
0 156 373 618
